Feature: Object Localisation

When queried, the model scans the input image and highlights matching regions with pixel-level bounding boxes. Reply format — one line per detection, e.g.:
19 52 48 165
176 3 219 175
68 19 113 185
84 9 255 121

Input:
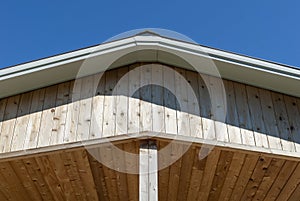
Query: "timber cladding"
0 63 299 154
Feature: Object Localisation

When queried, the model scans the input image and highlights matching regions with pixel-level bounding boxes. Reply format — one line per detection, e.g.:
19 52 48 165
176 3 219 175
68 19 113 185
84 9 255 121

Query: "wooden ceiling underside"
0 139 299 201
0 148 98 201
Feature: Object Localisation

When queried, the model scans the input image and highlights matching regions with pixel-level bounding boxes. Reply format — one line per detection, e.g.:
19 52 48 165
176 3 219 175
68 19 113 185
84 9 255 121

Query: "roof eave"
0 35 299 98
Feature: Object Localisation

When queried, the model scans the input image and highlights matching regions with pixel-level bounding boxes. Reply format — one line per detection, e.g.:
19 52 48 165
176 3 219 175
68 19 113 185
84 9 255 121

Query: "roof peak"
134 30 162 37
104 28 196 43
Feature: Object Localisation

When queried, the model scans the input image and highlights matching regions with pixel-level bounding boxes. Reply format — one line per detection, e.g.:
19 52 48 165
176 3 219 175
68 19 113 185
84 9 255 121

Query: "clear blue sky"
1 1 300 68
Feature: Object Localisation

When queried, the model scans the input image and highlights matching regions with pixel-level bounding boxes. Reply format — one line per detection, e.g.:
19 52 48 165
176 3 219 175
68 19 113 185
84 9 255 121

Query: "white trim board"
0 132 300 163
0 34 299 98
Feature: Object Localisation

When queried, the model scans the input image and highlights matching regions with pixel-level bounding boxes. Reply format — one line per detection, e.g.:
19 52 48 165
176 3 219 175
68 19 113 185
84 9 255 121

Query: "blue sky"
1 1 300 68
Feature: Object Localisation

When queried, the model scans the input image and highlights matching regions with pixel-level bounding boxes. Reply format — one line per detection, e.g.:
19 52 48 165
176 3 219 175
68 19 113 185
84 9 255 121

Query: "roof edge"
0 35 299 98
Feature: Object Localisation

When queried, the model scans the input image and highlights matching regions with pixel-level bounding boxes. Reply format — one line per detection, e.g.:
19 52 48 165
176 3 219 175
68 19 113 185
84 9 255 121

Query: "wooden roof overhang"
0 133 300 201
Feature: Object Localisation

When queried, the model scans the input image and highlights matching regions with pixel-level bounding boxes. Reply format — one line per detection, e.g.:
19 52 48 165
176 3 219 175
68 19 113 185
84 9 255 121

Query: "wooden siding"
0 63 299 157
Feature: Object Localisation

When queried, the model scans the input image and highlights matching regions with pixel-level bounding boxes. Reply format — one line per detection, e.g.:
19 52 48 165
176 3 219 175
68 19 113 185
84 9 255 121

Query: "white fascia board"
1 35 299 81
203 47 300 80
0 37 136 81
136 36 300 80
0 35 299 99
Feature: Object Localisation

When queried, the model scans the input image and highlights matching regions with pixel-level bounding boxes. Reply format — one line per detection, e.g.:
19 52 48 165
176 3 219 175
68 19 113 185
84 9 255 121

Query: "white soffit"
0 34 299 98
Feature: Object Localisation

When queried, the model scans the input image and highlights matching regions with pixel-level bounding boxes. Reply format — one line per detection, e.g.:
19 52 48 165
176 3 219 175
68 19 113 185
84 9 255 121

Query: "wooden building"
0 31 299 200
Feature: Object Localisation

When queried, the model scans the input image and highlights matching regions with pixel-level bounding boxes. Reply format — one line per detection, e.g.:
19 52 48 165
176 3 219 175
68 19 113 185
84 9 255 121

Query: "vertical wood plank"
115 67 129 135
128 64 141 134
0 95 20 152
185 70 202 138
24 89 45 149
271 92 295 152
163 65 177 135
283 95 300 152
37 85 58 147
0 98 8 136
152 64 165 133
11 92 33 151
202 117 215 141
198 74 211 119
90 73 105 139
77 76 94 141
103 69 117 137
208 76 228 142
139 64 152 132
233 83 256 146
64 79 82 143
50 82 70 145
258 89 282 150
223 80 242 144
199 74 215 140
175 68 190 137
246 85 269 148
